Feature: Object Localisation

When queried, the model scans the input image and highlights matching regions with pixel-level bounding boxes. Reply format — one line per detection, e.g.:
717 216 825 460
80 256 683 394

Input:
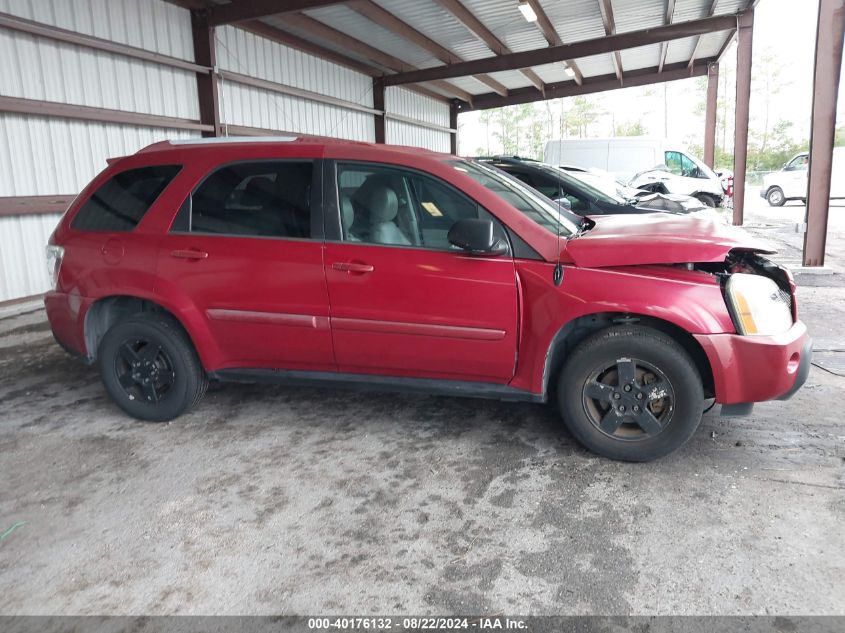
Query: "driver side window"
788 155 809 171
664 151 700 178
336 163 507 252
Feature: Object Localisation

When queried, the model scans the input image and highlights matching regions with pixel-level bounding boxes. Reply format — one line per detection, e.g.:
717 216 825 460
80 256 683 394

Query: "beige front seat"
354 183 410 246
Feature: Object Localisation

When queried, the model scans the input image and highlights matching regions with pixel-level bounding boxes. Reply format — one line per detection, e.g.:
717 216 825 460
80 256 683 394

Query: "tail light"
45 244 64 289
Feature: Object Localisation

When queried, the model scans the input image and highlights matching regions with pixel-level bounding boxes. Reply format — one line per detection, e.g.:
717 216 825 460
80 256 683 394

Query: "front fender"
510 262 734 395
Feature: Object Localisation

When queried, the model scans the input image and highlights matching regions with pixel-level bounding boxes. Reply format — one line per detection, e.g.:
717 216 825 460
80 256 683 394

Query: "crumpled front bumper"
693 321 811 415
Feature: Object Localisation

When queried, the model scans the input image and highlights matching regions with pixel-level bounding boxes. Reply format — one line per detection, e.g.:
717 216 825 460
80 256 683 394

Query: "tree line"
468 46 843 175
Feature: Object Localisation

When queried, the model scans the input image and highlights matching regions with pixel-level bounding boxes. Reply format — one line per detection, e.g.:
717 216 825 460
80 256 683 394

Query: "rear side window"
72 165 181 232
172 161 314 239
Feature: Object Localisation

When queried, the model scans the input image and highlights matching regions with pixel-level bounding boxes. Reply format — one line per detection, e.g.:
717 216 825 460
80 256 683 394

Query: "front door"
156 159 335 371
664 150 708 195
323 161 518 383
782 154 809 199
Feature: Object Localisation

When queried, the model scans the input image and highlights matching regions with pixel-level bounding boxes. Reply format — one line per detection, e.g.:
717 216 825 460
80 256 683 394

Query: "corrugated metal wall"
385 87 452 153
216 25 375 142
0 213 67 302
0 0 453 302
0 115 198 197
0 0 201 302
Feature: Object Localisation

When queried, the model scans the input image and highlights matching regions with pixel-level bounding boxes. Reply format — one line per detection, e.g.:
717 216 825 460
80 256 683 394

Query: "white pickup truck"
760 148 845 206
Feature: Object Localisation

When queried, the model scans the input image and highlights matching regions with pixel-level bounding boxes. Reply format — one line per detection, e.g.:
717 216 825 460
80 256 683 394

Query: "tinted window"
452 161 579 236
176 161 313 238
509 168 592 212
665 151 699 178
337 163 507 251
72 165 181 232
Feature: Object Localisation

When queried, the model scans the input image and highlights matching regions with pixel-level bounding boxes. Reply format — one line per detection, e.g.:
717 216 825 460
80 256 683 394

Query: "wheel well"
692 192 720 204
543 312 715 400
84 296 192 363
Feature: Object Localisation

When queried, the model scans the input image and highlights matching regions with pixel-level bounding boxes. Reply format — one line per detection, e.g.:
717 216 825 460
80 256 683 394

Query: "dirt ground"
0 204 843 615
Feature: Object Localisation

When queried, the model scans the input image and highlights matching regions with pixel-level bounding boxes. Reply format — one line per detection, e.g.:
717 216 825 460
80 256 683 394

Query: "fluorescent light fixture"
518 1 537 22
564 65 575 78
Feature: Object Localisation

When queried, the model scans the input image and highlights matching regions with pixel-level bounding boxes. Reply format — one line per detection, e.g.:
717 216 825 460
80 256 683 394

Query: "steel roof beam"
688 0 720 68
658 0 676 72
239 19 380 76
207 0 348 26
347 0 508 96
281 13 475 103
238 21 450 103
524 0 583 85
383 13 737 86
431 0 545 95
459 60 712 111
598 0 624 83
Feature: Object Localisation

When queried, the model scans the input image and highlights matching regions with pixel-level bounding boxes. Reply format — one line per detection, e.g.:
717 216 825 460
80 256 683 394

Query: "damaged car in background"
477 156 709 217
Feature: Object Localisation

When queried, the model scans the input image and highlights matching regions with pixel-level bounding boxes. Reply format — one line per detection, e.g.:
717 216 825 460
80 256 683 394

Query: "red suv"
44 137 811 461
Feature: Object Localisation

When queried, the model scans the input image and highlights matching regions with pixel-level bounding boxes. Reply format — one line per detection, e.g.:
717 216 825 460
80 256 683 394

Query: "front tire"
98 313 208 422
557 326 704 462
766 187 786 207
695 194 717 208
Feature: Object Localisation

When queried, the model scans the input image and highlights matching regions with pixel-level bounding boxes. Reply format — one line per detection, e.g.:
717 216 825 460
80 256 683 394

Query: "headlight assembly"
725 272 793 335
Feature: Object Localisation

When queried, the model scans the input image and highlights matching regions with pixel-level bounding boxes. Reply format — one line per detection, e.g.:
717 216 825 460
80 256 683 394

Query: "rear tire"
766 187 786 207
98 313 207 422
557 326 703 462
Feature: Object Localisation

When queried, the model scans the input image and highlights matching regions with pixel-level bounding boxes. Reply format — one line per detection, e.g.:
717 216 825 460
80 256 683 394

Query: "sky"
457 0 843 157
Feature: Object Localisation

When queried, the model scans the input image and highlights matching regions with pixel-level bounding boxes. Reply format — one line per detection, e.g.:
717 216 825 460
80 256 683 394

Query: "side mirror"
448 218 508 256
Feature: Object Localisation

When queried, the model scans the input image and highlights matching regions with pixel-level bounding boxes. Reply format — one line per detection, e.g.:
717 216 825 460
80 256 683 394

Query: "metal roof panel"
299 4 441 69
369 0 494 61
457 0 550 52
611 0 668 32
537 0 605 42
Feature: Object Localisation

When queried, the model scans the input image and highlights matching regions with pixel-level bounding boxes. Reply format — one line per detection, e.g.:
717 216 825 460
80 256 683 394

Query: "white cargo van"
544 138 725 207
760 147 845 206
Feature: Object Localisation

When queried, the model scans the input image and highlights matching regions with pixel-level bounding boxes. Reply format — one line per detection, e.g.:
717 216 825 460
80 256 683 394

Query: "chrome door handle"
171 249 208 260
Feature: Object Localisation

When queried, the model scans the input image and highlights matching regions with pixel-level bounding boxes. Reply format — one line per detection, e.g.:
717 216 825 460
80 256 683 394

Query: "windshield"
532 163 628 205
564 170 636 203
685 152 719 180
450 160 580 237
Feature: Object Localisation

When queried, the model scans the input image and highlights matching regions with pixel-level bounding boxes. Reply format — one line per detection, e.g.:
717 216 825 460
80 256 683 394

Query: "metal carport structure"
0 0 841 304
165 0 843 267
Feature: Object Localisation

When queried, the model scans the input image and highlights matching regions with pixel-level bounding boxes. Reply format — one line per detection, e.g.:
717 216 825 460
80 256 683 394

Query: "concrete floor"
1 205 843 615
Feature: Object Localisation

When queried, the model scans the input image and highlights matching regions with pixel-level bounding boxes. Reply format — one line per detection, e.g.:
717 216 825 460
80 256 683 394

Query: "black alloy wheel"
114 337 176 405
581 357 674 440
557 325 704 461
98 313 208 421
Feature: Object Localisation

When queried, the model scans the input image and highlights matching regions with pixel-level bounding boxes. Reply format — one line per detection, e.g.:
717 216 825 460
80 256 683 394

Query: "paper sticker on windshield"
422 201 443 217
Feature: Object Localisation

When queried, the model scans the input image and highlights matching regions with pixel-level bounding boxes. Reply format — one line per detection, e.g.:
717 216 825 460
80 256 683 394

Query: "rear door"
323 161 519 383
155 159 335 371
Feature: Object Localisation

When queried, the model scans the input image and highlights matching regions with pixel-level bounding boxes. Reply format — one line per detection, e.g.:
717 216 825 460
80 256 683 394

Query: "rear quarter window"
71 165 181 232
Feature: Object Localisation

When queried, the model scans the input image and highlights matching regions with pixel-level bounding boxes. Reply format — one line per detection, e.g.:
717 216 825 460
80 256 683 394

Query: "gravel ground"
0 212 843 615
